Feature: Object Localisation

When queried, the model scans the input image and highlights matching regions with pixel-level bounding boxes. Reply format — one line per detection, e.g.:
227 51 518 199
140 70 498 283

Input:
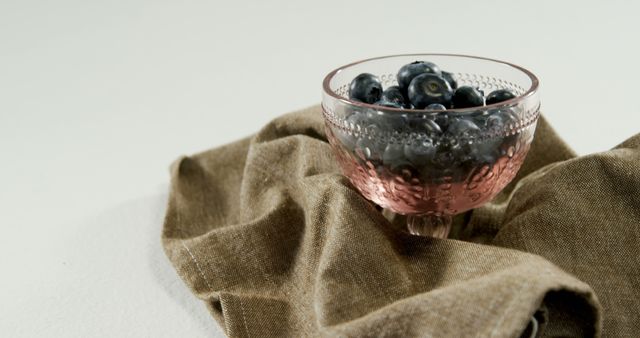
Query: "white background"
1 0 639 337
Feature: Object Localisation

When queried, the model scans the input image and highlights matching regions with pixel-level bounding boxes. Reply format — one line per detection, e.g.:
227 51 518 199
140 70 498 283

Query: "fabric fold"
163 105 639 337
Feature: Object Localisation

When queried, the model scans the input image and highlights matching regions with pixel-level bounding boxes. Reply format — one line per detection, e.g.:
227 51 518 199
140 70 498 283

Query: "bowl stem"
407 214 453 238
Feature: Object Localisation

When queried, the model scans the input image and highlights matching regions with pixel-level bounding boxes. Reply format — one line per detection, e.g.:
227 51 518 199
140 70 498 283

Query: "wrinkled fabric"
162 105 640 337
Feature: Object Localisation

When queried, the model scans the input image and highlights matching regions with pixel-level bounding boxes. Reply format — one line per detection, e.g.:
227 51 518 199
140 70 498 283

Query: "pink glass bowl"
321 54 540 238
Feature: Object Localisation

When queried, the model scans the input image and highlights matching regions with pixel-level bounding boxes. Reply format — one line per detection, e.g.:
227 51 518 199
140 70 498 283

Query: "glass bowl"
321 54 540 238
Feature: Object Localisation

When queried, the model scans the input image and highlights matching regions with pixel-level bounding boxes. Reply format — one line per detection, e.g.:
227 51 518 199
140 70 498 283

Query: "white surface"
1 192 219 337
1 0 639 337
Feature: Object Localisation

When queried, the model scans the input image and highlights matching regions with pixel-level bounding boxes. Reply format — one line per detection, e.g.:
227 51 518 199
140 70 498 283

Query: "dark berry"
447 119 481 139
374 100 403 108
407 116 442 136
452 86 485 108
490 108 518 128
433 146 457 168
434 113 450 131
381 86 407 106
366 110 407 131
404 138 436 166
422 119 442 135
441 71 458 89
397 61 442 93
485 114 503 129
355 126 386 161
426 103 447 111
382 143 406 165
336 111 367 149
470 137 502 165
486 89 516 105
383 142 415 172
349 73 382 104
407 74 453 109
447 119 482 166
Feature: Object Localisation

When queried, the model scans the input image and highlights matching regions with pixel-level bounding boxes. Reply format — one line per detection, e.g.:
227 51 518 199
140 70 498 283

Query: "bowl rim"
322 53 540 114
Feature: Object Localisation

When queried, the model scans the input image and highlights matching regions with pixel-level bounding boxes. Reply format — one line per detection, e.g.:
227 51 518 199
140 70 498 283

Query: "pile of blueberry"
348 60 515 110
333 61 522 180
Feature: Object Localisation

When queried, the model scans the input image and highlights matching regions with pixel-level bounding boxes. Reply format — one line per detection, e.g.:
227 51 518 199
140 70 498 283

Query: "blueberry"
426 103 447 111
382 143 406 165
346 110 368 126
407 115 442 136
407 74 453 109
381 86 407 107
447 119 481 139
373 100 403 109
355 129 386 161
397 61 442 93
441 71 458 90
494 108 520 146
367 110 408 131
422 119 443 135
383 143 416 173
434 113 450 131
404 137 436 166
486 89 516 105
336 111 367 149
452 86 485 108
470 138 502 165
433 146 457 168
349 73 383 104
471 108 520 157
492 108 518 128
447 120 482 166
484 114 505 131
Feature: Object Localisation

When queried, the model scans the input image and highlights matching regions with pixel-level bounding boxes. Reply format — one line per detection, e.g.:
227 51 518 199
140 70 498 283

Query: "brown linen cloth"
162 105 640 338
